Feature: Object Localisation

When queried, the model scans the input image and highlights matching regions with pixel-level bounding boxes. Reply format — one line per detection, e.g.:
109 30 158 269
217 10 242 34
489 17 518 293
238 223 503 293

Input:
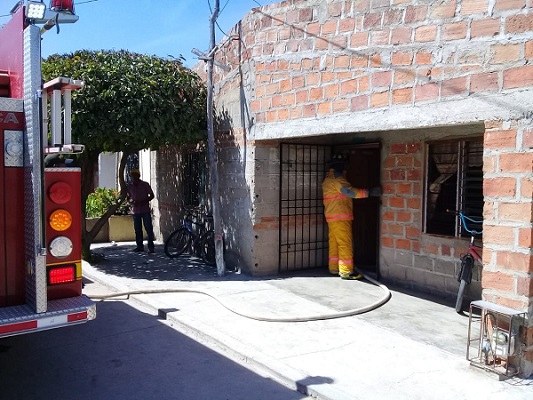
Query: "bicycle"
164 207 216 265
448 209 483 313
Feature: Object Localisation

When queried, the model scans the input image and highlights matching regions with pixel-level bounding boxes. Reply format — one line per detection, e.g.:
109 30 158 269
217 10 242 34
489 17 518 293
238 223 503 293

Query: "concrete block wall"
245 142 281 275
154 145 187 242
193 0 533 372
216 137 257 273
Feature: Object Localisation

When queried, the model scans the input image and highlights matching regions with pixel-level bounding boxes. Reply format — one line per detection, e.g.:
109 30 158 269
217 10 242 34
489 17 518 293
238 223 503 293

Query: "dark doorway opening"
341 144 381 277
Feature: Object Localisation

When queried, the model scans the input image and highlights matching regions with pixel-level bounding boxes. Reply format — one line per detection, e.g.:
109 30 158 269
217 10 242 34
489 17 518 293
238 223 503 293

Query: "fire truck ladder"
42 77 84 154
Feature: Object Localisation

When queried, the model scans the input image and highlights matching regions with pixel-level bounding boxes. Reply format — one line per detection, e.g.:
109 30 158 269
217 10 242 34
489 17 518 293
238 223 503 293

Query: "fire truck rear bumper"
0 295 96 338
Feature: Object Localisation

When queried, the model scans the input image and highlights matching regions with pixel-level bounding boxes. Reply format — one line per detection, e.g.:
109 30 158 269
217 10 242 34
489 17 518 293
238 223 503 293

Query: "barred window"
425 139 483 237
125 153 139 185
183 151 207 207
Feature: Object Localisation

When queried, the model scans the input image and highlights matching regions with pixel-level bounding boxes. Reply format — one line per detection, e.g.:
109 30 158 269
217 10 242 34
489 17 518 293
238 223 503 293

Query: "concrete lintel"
252 90 533 140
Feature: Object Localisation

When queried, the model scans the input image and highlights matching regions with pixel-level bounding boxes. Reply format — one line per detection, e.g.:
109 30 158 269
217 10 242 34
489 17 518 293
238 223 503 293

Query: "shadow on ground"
0 291 316 400
89 242 336 284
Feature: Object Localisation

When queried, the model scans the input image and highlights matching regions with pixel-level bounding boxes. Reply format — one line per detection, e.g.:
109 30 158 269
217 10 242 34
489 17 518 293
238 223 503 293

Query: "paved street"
2 242 531 400
0 277 311 400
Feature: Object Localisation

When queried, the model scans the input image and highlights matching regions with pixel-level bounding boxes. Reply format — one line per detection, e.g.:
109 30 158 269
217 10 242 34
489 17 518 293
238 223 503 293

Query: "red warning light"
50 0 75 14
48 265 75 285
48 181 73 204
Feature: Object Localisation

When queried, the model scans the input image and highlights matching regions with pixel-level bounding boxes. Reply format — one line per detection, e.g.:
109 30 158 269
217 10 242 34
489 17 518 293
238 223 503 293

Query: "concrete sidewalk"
83 242 533 400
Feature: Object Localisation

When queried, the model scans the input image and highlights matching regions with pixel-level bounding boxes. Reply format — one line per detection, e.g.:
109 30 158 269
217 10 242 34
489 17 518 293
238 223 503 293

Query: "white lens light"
26 2 46 19
49 236 73 258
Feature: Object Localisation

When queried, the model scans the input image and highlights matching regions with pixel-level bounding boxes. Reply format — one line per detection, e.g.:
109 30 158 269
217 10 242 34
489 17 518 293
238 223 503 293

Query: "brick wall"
222 0 533 127
379 128 484 300
483 119 533 312
195 0 533 373
482 118 533 372
382 141 423 254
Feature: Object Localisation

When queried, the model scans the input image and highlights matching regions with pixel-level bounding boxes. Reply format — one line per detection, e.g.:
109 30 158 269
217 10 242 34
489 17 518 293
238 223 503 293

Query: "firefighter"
322 155 381 280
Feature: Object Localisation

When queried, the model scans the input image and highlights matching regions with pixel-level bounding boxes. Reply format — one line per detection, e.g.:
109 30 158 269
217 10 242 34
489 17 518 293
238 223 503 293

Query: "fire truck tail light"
49 236 73 258
45 170 81 265
49 181 73 204
48 265 76 285
49 209 72 231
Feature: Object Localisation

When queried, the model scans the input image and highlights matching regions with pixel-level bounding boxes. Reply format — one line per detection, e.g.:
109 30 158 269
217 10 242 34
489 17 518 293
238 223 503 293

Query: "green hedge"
86 188 131 218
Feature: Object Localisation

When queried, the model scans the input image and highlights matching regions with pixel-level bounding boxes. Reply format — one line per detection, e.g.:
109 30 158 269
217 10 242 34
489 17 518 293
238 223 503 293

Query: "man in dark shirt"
126 169 155 253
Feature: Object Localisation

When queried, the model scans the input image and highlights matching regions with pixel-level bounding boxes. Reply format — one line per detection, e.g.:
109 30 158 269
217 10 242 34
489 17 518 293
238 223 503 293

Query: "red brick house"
155 0 532 375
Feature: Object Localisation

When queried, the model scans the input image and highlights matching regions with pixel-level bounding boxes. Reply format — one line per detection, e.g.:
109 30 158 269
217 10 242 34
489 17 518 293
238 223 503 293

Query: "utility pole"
206 0 225 276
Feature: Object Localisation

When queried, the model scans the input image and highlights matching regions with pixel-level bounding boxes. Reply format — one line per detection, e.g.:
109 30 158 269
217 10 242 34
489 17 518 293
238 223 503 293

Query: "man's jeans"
132 212 154 249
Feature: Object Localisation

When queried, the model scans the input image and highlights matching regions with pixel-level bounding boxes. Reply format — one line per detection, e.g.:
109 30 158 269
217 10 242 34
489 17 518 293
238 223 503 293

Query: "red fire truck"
0 1 96 337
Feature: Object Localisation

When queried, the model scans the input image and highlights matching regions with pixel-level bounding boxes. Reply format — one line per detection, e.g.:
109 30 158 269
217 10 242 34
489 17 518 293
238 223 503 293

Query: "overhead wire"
202 0 270 69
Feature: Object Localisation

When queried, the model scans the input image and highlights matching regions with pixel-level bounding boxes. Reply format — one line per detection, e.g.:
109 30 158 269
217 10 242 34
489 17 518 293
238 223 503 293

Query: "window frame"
183 150 208 208
424 137 484 238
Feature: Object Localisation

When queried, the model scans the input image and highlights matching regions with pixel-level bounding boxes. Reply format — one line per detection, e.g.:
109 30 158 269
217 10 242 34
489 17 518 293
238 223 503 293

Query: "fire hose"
89 269 391 323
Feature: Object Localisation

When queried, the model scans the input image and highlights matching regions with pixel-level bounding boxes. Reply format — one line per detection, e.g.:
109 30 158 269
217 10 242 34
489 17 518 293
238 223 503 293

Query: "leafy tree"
42 50 207 259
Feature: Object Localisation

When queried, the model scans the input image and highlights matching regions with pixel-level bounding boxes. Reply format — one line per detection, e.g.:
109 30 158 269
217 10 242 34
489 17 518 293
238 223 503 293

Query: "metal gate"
279 144 331 272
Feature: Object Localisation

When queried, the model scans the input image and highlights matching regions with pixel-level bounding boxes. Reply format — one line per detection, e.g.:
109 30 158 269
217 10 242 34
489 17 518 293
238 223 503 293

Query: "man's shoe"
340 272 362 280
329 270 339 275
132 247 144 252
148 246 155 253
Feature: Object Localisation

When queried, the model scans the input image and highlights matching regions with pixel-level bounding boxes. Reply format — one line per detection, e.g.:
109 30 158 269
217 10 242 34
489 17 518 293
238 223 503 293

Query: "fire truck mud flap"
0 296 96 338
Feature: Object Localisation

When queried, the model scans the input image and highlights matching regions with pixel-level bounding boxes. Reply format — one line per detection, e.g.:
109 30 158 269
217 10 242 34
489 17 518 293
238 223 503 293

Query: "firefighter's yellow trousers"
327 219 354 276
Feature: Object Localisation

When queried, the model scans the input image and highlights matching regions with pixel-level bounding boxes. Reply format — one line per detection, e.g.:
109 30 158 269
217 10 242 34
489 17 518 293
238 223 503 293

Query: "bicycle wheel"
455 255 473 313
200 230 216 265
164 228 193 258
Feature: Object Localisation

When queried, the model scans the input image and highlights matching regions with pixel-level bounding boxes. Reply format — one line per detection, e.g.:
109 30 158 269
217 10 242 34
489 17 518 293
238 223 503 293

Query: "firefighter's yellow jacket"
322 171 368 222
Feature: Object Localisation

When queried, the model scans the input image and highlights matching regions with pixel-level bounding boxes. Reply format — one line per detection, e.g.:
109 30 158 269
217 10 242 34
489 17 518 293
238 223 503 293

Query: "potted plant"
86 188 134 242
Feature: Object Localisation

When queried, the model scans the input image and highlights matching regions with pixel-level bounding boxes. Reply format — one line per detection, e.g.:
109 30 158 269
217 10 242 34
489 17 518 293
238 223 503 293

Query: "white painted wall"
98 152 118 189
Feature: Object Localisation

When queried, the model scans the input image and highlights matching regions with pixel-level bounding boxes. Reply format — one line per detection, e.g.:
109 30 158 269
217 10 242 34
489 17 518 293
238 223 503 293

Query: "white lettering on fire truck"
0 112 19 124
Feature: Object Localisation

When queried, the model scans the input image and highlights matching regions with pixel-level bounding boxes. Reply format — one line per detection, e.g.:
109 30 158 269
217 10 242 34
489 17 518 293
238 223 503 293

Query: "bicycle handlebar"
446 209 483 235
182 206 213 226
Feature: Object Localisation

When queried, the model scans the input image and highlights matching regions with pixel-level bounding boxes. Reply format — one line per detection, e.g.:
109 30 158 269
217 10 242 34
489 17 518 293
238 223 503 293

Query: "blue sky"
0 0 278 67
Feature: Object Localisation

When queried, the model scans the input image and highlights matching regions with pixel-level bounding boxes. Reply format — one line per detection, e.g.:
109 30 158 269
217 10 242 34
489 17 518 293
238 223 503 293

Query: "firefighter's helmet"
327 154 346 172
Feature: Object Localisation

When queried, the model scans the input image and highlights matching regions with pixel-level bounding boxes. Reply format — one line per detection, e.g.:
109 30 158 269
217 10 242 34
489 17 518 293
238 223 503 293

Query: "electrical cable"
89 269 391 323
